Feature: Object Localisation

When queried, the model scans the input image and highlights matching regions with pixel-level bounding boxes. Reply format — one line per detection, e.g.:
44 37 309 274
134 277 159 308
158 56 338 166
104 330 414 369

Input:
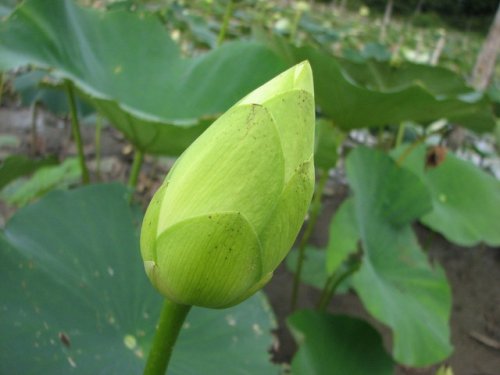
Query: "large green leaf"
0 158 81 207
0 184 278 374
288 311 393 375
314 119 344 171
0 0 287 155
286 246 329 290
13 71 94 117
89 98 212 156
394 144 500 246
0 154 57 190
268 38 495 132
338 58 472 96
345 147 452 366
326 198 358 275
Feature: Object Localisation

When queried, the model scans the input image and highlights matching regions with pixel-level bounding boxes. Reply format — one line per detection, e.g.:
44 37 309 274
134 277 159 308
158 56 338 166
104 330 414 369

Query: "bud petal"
157 104 285 236
141 62 315 308
153 212 262 308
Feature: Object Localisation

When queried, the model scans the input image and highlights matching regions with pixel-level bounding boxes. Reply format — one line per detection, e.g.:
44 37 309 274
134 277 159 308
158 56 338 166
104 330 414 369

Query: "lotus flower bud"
141 62 315 308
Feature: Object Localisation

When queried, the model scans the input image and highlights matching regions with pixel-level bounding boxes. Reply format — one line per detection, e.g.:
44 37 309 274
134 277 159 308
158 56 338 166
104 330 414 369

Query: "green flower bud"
141 62 315 308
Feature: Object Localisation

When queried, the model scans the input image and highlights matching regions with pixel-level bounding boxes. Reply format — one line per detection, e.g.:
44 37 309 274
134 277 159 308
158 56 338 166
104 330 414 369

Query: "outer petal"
158 104 285 236
262 89 315 182
149 212 263 308
140 182 167 263
259 158 315 274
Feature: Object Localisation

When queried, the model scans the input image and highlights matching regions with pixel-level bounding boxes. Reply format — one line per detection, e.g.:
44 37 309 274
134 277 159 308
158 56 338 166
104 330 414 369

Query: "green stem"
65 80 90 184
396 134 427 167
94 115 103 180
395 135 425 167
0 72 4 105
144 299 191 375
394 122 406 149
128 148 144 192
395 125 449 166
316 258 361 312
127 148 144 203
291 168 329 310
217 0 234 47
30 101 39 156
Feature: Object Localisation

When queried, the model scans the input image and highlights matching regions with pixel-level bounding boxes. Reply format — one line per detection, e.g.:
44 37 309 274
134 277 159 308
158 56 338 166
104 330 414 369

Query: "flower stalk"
143 299 191 375
291 168 329 310
65 80 90 184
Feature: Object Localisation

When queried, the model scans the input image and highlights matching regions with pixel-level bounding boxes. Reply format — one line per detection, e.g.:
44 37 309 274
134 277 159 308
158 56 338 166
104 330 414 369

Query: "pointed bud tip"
293 61 314 97
238 61 314 106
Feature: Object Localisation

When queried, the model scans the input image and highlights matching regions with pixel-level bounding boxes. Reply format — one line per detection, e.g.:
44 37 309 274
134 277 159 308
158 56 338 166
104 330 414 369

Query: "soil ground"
1 107 500 374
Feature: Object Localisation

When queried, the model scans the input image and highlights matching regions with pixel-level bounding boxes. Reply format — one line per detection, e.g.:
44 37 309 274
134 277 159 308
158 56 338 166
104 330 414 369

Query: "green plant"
1 1 499 374
141 61 315 373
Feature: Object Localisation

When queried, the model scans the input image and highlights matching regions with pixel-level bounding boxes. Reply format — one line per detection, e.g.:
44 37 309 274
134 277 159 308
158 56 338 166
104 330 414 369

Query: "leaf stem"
394 122 406 149
291 168 329 310
94 115 103 180
144 299 191 375
217 0 234 47
0 72 4 105
396 125 449 166
65 80 90 184
128 148 144 192
316 257 361 312
30 101 39 156
395 137 426 167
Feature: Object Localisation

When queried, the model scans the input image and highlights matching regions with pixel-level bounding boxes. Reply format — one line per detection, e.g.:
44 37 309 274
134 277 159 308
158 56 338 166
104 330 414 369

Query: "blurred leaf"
268 38 495 132
13 71 94 117
394 144 500 246
346 147 452 366
314 119 344 170
288 311 393 375
181 12 218 48
0 154 58 190
0 0 286 155
339 58 469 96
346 148 433 227
300 15 340 45
1 158 81 206
0 183 279 374
361 43 391 62
286 247 351 295
326 198 358 275
89 99 211 156
286 246 328 290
